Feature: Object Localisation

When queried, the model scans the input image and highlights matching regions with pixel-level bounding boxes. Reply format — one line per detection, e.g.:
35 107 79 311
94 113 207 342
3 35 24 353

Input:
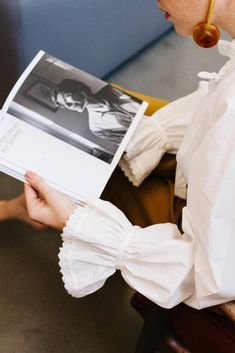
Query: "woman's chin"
173 24 193 37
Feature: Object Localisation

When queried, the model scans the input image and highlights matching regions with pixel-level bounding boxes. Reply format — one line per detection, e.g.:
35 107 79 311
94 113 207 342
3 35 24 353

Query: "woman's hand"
24 171 77 231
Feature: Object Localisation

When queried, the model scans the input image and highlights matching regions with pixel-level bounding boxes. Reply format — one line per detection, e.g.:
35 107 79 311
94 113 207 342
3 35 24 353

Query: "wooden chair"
131 293 235 353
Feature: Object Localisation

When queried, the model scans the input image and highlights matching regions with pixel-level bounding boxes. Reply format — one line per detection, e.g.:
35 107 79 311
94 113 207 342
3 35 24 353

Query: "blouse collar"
218 39 235 60
197 39 235 85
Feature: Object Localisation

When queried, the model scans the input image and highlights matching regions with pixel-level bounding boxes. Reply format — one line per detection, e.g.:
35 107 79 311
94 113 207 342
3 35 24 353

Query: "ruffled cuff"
119 116 169 186
58 198 194 308
58 200 137 298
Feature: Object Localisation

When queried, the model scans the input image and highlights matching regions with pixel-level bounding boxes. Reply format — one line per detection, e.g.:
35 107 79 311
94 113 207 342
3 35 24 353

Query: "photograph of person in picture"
6 53 142 164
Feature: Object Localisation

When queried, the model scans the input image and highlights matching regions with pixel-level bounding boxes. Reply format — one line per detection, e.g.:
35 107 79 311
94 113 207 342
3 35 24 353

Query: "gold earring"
193 0 220 48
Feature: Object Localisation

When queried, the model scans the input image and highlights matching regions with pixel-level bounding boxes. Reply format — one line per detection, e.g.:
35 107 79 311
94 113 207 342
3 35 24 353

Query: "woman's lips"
165 12 171 20
159 7 171 21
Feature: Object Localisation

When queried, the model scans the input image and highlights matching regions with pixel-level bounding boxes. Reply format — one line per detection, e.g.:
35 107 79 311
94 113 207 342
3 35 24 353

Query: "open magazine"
0 51 148 202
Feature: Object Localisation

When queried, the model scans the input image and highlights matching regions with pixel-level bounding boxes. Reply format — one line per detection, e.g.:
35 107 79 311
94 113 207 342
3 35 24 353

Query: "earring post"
207 0 215 24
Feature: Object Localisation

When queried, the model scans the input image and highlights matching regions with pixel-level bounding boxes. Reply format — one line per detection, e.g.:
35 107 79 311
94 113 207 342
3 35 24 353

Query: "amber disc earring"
193 0 220 48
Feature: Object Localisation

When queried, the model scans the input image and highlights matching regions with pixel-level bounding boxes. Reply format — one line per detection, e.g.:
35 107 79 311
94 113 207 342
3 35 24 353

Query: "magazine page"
2 51 148 200
0 111 109 201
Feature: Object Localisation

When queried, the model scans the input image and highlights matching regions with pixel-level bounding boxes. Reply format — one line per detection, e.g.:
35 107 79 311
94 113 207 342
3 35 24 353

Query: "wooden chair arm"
111 83 169 116
219 301 235 324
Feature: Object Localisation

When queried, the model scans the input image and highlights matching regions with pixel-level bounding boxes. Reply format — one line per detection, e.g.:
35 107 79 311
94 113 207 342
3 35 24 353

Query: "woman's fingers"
25 171 53 201
24 172 49 223
24 170 77 230
24 183 44 220
24 182 39 205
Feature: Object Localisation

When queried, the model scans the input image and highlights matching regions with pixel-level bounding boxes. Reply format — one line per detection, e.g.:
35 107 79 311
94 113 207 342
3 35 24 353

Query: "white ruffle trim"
119 118 168 186
58 205 87 298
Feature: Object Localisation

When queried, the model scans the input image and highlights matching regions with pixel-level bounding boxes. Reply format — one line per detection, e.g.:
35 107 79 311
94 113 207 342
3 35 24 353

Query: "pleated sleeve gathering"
119 82 208 186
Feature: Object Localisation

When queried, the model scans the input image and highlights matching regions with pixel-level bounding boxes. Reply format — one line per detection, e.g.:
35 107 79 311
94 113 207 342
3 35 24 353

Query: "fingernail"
25 170 35 181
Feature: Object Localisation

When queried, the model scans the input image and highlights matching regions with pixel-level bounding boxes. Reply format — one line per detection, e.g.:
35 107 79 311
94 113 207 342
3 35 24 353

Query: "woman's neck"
216 0 235 38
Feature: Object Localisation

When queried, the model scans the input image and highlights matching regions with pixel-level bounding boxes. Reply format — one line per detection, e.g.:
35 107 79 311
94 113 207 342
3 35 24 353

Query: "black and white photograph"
6 53 142 164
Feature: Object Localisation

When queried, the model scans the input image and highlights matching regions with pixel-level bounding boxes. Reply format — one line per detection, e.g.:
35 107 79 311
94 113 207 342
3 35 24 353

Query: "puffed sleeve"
59 199 195 308
119 82 208 186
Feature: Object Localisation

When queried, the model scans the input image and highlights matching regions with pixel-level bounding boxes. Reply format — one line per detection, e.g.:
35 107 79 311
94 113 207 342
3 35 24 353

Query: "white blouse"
59 39 235 309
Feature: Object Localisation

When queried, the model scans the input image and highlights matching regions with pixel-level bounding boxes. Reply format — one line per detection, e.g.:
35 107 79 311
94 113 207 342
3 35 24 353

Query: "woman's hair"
51 79 92 108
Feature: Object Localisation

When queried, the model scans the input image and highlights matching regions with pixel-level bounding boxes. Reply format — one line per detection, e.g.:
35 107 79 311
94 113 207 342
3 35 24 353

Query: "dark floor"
0 173 143 353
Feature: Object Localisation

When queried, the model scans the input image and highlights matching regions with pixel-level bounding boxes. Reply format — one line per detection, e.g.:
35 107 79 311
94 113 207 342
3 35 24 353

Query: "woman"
6 0 235 309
